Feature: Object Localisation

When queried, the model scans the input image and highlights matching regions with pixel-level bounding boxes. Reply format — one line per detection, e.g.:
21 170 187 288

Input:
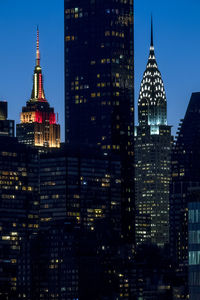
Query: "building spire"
151 15 154 47
36 26 40 66
30 27 46 102
138 17 167 127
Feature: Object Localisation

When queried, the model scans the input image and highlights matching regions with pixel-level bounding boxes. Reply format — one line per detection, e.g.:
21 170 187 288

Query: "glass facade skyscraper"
64 0 135 243
63 2 134 297
64 0 134 151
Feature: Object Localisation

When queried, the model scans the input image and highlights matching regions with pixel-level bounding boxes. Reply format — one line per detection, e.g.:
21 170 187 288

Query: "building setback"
135 20 171 247
17 29 60 149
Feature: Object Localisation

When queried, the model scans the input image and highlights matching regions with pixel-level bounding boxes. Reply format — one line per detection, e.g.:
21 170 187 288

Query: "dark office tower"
0 135 39 300
17 29 60 148
0 101 14 136
64 0 134 244
170 93 200 299
39 146 134 299
187 186 200 300
39 147 122 233
64 0 134 149
135 20 171 247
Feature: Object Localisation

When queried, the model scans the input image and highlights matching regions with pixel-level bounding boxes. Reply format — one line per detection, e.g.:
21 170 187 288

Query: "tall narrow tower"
17 29 60 148
64 0 135 242
64 0 134 150
135 19 171 247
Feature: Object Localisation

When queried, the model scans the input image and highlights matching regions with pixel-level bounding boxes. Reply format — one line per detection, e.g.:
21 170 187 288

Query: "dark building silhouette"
64 0 134 149
64 0 134 248
0 101 14 137
135 20 171 247
40 146 122 233
17 29 60 149
39 145 134 299
0 135 39 300
132 244 174 300
64 1 135 297
170 92 200 299
32 220 79 300
187 186 200 300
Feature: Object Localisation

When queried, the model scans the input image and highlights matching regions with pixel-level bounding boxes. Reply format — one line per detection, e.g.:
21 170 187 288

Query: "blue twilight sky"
0 0 200 141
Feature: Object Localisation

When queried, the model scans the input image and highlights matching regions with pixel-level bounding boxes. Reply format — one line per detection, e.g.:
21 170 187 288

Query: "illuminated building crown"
138 17 167 127
16 28 60 149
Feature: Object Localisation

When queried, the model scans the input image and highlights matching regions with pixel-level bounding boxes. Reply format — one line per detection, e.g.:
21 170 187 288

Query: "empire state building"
17 29 60 148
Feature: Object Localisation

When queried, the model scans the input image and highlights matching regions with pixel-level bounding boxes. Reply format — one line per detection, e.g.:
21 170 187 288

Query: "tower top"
30 28 46 102
138 17 167 127
151 15 154 47
17 28 60 149
36 26 40 66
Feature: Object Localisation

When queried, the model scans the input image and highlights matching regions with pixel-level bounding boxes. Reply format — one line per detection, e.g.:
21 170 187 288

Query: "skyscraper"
135 20 171 247
17 29 60 149
64 0 134 244
39 146 132 299
0 135 39 300
170 92 200 299
188 187 200 300
64 0 134 150
0 101 14 137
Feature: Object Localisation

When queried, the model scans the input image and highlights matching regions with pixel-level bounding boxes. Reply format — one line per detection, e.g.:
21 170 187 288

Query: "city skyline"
0 1 196 298
0 0 200 140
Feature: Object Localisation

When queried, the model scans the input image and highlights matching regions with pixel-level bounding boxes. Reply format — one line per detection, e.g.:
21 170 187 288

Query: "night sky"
0 0 200 140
